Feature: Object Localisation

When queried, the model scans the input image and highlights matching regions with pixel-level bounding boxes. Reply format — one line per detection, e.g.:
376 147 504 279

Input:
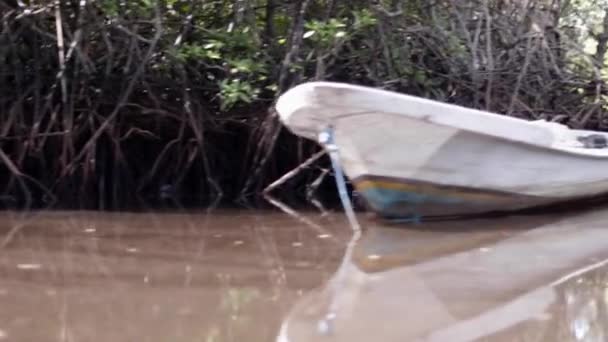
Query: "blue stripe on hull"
352 176 551 219
356 185 535 220
359 187 465 218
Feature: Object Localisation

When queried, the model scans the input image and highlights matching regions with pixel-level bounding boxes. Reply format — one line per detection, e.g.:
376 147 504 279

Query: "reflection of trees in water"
519 270 608 342
489 269 608 341
554 271 608 342
206 287 263 342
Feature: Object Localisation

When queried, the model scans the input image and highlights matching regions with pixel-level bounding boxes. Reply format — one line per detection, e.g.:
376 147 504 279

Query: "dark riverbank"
2 1 608 209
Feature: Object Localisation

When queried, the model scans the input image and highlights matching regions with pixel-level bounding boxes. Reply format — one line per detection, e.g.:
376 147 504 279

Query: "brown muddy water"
0 208 608 341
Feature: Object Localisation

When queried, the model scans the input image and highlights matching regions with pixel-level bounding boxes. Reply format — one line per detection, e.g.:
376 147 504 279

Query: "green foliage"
228 58 266 75
4 0 608 208
304 18 348 47
353 9 378 30
99 0 120 17
219 79 260 110
177 43 222 61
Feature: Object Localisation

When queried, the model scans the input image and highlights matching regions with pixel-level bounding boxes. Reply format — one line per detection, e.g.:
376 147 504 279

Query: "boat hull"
337 114 608 218
275 82 608 218
353 175 560 219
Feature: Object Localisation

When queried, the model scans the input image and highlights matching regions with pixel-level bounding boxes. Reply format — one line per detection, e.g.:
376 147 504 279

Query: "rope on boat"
318 126 362 232
316 126 363 336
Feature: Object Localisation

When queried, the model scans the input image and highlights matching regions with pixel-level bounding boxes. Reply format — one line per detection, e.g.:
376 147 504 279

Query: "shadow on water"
0 207 607 341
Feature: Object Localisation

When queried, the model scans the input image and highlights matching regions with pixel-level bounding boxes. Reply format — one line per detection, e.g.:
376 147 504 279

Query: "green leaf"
303 30 316 39
206 51 221 59
414 70 426 84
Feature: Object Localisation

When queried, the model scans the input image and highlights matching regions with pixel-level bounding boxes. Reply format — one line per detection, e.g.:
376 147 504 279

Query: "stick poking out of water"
263 150 327 195
263 194 338 242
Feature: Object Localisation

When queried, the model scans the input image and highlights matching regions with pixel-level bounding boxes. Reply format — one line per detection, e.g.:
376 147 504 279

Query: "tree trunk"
594 8 608 70
278 0 312 92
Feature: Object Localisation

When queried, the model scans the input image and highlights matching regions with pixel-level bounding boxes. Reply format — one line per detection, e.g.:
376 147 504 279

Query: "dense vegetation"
1 0 608 209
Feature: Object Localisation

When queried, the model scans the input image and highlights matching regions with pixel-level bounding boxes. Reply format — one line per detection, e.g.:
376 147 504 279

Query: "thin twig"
263 150 326 194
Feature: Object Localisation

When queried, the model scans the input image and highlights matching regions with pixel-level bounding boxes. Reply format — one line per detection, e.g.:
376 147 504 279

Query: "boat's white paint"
275 82 608 199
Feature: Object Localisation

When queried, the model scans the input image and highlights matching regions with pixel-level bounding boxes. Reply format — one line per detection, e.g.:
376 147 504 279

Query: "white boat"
275 81 608 219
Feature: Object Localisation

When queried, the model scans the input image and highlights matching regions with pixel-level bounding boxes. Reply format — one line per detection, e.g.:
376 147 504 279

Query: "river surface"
0 207 607 341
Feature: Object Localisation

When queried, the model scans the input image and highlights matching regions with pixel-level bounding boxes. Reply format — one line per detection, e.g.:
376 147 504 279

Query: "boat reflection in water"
276 208 608 341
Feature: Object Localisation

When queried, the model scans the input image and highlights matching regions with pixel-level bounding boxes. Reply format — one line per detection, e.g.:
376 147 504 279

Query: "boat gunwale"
276 82 608 159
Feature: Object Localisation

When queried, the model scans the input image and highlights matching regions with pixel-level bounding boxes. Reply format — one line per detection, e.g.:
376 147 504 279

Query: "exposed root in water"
263 150 327 195
306 168 331 215
263 194 338 243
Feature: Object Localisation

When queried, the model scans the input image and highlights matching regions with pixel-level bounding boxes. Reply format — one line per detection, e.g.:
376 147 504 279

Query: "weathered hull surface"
352 175 552 218
341 120 608 218
275 82 608 218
